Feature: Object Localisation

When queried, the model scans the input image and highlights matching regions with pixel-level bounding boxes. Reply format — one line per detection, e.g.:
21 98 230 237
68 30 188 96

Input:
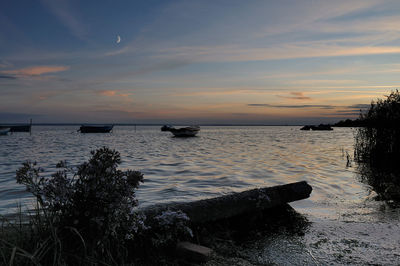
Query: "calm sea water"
1 126 399 264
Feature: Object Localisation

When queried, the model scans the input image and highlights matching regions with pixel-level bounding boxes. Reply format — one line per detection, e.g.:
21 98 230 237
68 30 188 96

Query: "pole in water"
135 124 136 132
29 118 32 136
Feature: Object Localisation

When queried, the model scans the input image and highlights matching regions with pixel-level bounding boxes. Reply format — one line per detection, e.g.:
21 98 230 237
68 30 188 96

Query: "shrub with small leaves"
150 210 193 248
15 147 145 262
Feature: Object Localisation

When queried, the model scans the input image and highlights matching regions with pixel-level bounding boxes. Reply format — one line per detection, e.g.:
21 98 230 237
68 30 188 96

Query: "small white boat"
0 127 10 136
169 126 200 137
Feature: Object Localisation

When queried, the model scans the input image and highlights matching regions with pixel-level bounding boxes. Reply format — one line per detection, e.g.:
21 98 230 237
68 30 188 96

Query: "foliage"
355 90 400 169
1 147 195 265
150 210 193 247
2 147 145 265
354 90 400 199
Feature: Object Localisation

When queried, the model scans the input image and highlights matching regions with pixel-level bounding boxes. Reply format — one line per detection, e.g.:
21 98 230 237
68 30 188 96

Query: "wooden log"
141 181 312 224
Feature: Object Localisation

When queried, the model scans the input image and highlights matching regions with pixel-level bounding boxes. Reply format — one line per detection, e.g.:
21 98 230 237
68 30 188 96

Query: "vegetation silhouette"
354 90 400 200
1 147 192 265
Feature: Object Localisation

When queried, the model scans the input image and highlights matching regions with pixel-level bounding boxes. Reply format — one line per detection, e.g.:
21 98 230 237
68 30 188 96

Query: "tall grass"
354 90 400 199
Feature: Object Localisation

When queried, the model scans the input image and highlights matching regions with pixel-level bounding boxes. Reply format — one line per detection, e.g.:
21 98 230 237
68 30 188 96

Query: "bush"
3 147 145 265
355 90 400 169
355 90 400 199
1 147 194 265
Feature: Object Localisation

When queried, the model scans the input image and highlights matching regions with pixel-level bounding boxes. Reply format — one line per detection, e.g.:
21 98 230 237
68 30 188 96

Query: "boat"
169 126 200 137
161 125 173 131
78 125 114 133
10 125 31 132
0 124 31 132
300 124 333 131
0 127 10 135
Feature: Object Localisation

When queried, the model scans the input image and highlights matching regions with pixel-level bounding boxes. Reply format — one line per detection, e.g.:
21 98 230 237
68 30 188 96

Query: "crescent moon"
116 35 121 44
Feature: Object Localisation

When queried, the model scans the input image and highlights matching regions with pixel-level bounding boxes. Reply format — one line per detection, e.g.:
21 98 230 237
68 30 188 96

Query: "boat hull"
169 126 200 137
0 124 31 132
10 125 31 132
0 127 10 135
79 125 113 133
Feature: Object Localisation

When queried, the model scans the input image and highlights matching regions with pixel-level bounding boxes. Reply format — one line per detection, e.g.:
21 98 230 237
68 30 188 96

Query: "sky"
1 0 400 125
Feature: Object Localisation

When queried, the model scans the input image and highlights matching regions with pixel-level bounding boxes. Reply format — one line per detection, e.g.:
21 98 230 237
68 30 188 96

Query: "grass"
354 90 400 200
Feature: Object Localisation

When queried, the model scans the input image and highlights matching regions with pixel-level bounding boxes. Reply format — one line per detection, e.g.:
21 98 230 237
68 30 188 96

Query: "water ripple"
0 126 360 215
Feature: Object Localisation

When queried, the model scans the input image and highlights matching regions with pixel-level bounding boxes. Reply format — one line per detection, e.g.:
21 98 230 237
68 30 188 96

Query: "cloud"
343 104 370 114
347 104 370 110
333 111 362 116
249 103 371 110
248 102 372 119
248 104 335 109
1 65 69 77
97 90 132 99
40 0 88 41
161 44 400 63
173 88 277 97
0 75 16 79
99 90 117 96
0 60 12 68
278 92 311 100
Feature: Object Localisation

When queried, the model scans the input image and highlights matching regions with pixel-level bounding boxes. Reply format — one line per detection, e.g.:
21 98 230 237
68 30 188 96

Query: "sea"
1 126 399 265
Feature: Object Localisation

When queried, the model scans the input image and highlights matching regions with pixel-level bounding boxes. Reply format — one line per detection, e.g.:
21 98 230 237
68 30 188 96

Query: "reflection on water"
1 126 399 264
0 126 356 212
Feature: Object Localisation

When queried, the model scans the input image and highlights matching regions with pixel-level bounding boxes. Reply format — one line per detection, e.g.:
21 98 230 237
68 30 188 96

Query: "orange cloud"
97 91 133 101
2 65 69 76
99 90 117 96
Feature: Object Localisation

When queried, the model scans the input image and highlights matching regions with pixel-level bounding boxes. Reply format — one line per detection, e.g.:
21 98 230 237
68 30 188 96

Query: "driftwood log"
141 181 312 224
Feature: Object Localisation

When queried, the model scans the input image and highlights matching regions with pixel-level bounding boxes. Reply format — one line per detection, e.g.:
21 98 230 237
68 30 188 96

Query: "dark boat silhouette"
168 126 200 137
78 125 113 133
161 125 173 131
0 127 10 135
9 125 31 132
300 124 333 131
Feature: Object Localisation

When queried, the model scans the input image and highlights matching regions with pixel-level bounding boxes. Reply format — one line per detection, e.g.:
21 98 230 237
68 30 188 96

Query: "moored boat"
78 125 114 133
0 127 10 135
300 124 333 131
169 126 200 137
0 124 31 132
161 125 173 131
10 125 31 132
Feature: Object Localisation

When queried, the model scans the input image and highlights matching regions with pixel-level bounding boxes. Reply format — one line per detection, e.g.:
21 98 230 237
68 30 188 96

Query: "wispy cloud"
0 75 16 79
40 0 88 41
0 60 13 68
248 104 335 109
99 90 117 96
248 103 371 118
173 88 277 97
278 92 311 100
158 44 400 63
1 65 69 77
96 90 132 99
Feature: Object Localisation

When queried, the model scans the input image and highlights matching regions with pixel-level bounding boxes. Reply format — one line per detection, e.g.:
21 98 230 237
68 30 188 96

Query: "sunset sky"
1 0 400 124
